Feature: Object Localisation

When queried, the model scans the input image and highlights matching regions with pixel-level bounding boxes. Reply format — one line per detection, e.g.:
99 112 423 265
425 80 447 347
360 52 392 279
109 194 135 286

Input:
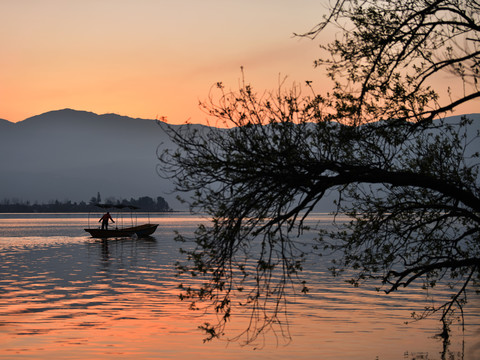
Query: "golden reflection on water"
0 236 202 359
0 214 478 359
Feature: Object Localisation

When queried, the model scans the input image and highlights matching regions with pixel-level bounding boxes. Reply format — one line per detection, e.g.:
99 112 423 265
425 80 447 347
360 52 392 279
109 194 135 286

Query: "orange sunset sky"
1 0 477 125
1 0 331 124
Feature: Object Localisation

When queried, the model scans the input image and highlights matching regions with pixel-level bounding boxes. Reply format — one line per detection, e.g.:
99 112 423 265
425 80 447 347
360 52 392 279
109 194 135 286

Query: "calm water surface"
0 213 478 360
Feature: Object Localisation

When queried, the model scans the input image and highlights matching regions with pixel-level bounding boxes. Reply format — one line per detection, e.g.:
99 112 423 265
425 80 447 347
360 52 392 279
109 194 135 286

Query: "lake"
0 213 478 359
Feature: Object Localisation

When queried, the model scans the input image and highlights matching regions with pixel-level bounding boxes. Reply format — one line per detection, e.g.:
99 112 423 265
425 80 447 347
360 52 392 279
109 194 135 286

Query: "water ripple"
0 214 478 359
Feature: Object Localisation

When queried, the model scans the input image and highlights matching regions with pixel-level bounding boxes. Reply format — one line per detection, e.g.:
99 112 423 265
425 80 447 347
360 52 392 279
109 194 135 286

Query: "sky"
0 0 331 124
1 0 477 125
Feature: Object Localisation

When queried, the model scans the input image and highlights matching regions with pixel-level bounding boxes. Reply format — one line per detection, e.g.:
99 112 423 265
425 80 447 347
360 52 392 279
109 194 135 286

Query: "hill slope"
1 109 479 212
0 109 182 208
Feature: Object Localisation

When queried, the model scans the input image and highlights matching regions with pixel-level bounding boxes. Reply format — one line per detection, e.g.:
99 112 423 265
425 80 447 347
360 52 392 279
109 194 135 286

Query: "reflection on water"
0 213 478 359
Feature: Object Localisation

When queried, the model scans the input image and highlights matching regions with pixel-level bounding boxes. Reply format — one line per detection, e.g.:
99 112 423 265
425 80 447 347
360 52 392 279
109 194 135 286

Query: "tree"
298 0 480 126
158 0 480 343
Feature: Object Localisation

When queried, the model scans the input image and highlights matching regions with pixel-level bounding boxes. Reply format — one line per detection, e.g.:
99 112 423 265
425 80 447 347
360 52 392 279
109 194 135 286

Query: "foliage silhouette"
159 0 480 343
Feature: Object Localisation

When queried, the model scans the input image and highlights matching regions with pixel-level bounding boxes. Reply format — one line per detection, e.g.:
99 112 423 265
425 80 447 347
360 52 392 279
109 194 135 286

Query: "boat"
84 203 159 238
84 223 159 238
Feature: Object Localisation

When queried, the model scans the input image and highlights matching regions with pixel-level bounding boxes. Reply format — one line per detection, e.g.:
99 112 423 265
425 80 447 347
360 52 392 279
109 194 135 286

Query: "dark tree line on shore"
0 195 171 213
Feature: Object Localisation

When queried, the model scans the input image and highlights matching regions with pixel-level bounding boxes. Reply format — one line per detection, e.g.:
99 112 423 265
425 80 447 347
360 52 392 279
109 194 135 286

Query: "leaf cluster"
159 79 480 342
301 0 480 125
157 0 480 343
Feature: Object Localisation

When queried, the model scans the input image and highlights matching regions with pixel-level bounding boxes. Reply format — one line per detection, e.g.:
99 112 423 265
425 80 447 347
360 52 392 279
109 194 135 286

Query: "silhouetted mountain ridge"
1 109 479 212
0 109 182 208
14 108 163 132
0 118 13 128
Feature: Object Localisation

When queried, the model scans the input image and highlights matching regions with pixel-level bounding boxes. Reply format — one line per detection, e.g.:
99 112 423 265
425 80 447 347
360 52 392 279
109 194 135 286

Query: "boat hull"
84 223 158 238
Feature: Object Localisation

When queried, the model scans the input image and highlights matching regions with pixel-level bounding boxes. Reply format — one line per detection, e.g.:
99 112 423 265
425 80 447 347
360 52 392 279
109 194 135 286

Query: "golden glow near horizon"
0 0 328 124
1 0 478 125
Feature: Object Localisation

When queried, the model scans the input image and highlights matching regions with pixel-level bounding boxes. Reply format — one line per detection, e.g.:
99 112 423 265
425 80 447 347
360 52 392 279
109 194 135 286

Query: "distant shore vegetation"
0 193 172 213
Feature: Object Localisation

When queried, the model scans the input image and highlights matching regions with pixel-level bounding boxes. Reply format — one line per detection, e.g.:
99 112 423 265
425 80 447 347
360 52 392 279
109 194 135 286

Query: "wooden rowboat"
84 223 158 238
84 203 159 238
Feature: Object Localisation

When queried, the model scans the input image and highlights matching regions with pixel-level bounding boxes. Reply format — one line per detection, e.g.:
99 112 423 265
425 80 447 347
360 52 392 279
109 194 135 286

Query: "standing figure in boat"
99 212 115 230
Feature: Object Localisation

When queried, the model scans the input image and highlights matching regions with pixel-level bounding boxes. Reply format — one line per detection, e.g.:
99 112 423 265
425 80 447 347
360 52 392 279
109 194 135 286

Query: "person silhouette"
99 212 115 230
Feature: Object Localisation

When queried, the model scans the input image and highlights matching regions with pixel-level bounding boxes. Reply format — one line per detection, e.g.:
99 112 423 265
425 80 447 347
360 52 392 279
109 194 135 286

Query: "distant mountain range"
1 109 479 212
0 109 188 209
